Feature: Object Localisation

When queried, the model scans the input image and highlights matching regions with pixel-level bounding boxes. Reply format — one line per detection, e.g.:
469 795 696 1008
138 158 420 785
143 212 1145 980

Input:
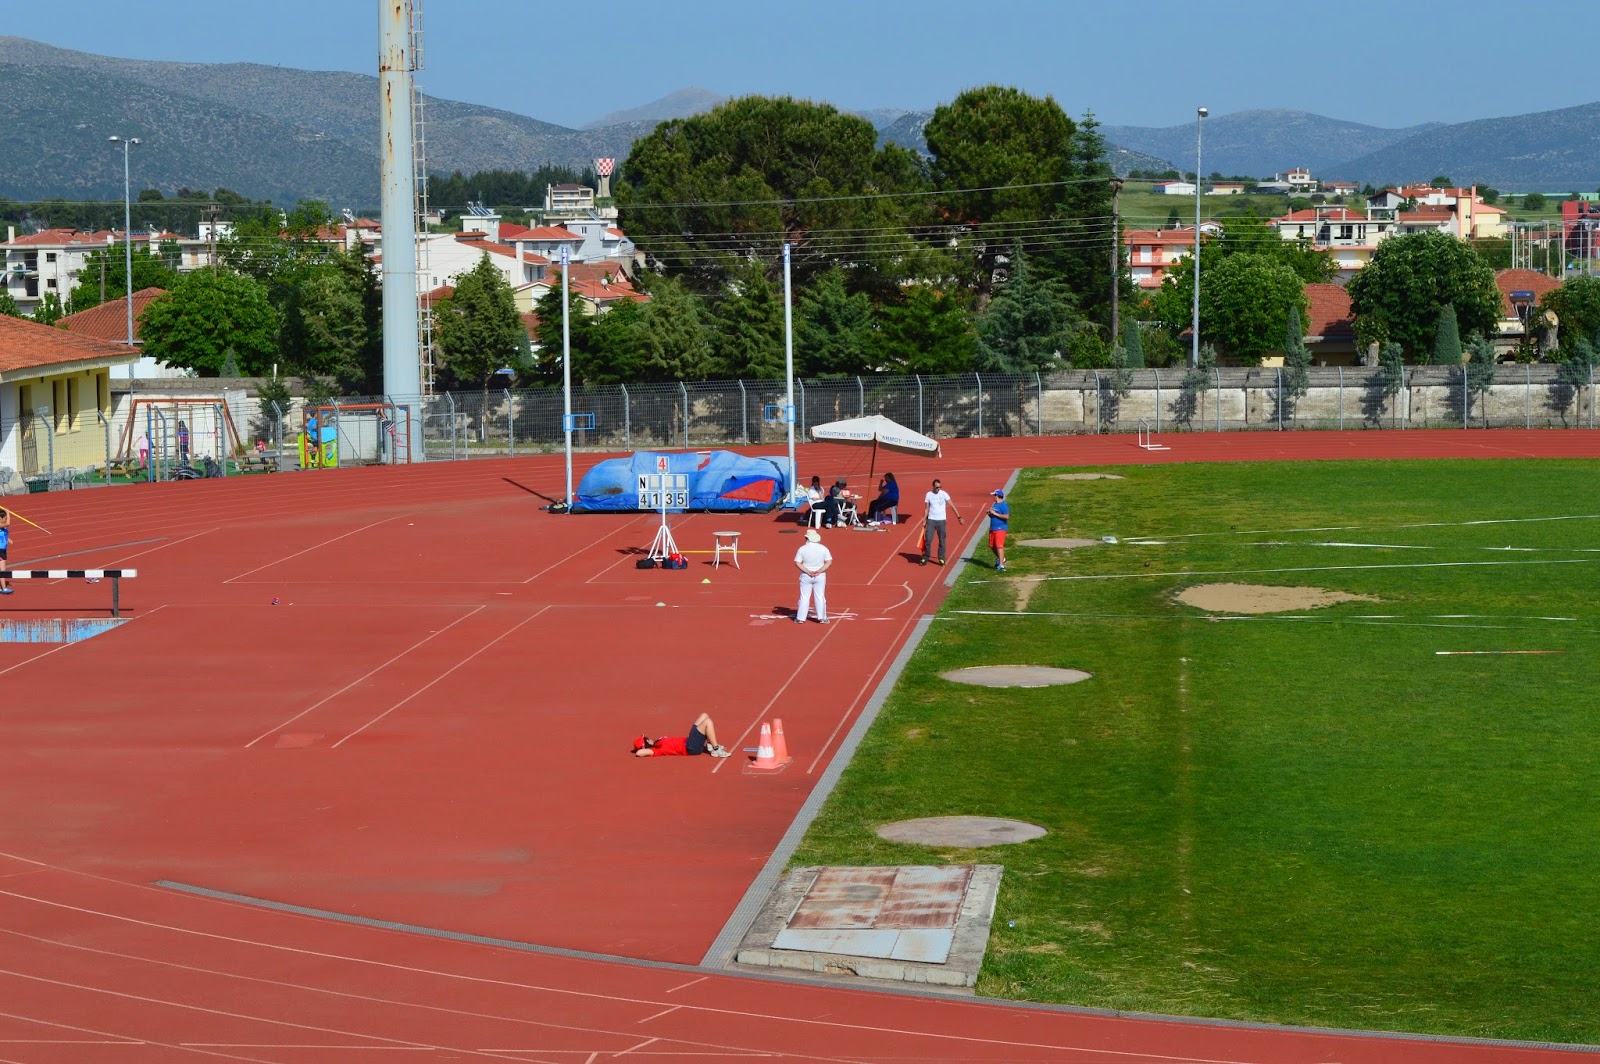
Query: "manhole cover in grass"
940 665 1090 688
1054 473 1124 481
1018 537 1098 549
877 816 1046 847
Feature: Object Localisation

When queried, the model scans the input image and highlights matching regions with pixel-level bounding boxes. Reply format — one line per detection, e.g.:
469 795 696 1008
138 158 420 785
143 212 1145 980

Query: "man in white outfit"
793 528 833 624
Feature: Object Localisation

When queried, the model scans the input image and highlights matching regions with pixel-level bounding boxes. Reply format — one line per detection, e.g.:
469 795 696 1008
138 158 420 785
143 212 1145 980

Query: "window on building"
46 278 57 289
46 252 56 263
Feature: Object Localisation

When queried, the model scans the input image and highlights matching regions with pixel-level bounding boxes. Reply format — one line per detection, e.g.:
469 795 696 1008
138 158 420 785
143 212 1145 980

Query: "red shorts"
988 529 1007 550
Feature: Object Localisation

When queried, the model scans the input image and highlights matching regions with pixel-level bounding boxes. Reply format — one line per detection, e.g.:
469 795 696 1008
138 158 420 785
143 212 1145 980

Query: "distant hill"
582 88 725 130
0 36 644 208
1333 102 1600 191
1103 110 1440 180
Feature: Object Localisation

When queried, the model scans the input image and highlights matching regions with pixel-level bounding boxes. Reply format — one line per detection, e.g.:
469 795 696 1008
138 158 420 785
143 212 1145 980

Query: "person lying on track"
632 712 732 758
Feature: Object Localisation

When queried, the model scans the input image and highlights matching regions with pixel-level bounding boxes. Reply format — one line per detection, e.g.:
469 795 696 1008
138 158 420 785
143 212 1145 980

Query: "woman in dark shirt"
865 472 900 523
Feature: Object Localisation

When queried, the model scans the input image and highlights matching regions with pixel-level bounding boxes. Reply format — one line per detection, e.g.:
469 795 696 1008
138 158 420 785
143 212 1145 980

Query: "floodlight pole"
1191 107 1207 368
561 244 573 507
109 135 140 353
782 242 797 502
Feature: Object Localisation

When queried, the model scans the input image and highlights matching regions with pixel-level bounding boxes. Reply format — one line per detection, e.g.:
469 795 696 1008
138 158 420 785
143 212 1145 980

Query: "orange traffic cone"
751 723 781 770
770 718 792 765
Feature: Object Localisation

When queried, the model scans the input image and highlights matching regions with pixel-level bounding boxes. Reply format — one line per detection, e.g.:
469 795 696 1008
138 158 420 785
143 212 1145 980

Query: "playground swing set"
114 398 246 481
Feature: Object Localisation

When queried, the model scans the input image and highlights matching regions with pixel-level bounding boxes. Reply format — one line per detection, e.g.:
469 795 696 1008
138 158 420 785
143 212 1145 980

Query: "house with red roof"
0 314 140 481
1 226 190 317
1270 206 1394 280
1122 226 1214 289
55 287 190 381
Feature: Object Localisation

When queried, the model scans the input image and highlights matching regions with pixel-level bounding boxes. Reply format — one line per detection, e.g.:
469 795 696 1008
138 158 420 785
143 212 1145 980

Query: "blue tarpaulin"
573 451 785 513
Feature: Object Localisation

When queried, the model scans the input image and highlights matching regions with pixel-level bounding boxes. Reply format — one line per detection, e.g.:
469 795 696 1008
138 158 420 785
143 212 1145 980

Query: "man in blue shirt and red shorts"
979 489 1010 571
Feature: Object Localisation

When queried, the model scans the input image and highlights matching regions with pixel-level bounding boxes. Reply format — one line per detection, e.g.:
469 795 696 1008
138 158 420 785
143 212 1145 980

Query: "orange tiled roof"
1304 283 1354 342
0 313 142 375
57 287 166 343
1494 269 1561 316
515 226 584 242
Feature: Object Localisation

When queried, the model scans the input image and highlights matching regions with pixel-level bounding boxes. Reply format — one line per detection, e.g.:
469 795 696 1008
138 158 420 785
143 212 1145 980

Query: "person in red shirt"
633 712 731 758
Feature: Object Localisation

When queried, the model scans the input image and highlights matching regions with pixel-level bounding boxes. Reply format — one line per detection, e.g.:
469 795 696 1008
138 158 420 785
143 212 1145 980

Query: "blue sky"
6 0 1596 131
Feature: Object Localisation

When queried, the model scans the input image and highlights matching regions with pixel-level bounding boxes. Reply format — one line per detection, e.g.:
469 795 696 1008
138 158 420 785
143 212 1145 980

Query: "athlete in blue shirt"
980 489 1010 571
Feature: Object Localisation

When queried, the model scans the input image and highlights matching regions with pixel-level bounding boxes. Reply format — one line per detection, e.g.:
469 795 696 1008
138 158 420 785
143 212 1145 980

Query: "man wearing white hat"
793 528 833 624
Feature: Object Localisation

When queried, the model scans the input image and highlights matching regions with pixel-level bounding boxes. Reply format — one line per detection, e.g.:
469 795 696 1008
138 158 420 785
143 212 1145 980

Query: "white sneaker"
708 745 731 758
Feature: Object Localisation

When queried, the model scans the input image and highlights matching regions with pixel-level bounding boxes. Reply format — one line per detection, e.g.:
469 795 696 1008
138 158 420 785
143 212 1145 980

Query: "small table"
712 531 741 569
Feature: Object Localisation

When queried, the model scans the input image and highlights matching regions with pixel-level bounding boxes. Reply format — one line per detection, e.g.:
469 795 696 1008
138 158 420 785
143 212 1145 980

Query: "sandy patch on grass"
1054 473 1125 481
941 665 1091 688
1176 583 1377 614
1011 575 1046 612
1019 538 1099 549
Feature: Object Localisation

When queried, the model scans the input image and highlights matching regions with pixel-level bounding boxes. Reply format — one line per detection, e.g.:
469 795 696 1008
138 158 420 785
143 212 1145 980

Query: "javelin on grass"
2 507 51 535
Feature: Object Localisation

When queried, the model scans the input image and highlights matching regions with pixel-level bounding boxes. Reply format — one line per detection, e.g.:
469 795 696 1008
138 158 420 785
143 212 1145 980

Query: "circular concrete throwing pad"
1019 537 1098 549
940 665 1091 688
1176 582 1377 614
1054 473 1125 481
878 816 1047 847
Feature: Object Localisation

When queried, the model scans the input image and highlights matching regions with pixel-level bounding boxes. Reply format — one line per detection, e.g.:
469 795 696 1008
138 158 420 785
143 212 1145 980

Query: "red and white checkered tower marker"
594 157 615 199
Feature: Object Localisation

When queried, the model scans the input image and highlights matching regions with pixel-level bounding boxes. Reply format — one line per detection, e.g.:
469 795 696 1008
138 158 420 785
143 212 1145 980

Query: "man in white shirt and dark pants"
920 478 963 566
794 528 833 624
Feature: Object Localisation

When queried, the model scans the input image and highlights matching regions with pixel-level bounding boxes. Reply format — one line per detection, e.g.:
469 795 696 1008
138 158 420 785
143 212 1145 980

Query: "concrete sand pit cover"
941 665 1091 688
878 816 1047 847
1054 473 1124 481
1176 582 1376 614
1019 537 1098 549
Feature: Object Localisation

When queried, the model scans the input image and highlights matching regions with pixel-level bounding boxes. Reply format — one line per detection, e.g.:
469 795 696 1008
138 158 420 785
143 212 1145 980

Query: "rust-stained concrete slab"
734 865 1001 989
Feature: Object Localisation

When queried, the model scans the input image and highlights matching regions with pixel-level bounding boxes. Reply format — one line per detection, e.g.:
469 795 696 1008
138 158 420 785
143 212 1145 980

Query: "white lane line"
332 607 548 747
0 883 1265 1062
244 606 488 748
224 515 408 584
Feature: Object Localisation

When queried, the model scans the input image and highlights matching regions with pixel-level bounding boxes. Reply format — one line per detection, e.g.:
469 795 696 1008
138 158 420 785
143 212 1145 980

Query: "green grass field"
791 459 1600 1044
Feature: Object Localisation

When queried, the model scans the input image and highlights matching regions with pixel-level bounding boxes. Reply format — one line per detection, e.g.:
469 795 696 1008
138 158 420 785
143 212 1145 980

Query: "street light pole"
108 136 140 349
1109 177 1124 344
1191 108 1206 368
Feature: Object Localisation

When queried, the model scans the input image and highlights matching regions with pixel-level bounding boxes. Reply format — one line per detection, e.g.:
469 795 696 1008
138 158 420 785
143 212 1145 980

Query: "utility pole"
202 203 222 269
1109 177 1124 345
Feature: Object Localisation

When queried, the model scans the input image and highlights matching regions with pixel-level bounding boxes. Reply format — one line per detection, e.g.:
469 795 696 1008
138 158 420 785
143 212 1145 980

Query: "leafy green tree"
282 268 368 386
434 255 531 398
712 262 786 379
1431 175 1454 188
1345 232 1500 360
1431 304 1462 366
33 292 65 325
0 290 20 317
974 249 1079 373
533 284 597 383
1541 276 1600 353
1523 192 1547 212
581 298 649 385
1282 303 1312 401
1478 186 1500 205
141 270 280 375
617 96 926 289
635 275 715 381
796 267 873 376
867 284 975 374
1175 342 1218 426
66 245 180 314
924 87 1110 310
1156 252 1306 364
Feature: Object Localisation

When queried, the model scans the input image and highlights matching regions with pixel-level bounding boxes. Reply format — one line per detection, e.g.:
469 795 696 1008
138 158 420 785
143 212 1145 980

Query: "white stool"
712 531 741 568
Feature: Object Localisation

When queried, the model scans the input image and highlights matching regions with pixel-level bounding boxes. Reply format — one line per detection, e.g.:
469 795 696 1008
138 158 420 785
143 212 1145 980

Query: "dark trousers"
923 519 948 561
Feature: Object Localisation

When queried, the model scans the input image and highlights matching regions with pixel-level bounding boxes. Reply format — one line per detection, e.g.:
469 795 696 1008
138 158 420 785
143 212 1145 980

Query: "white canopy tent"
809 415 940 481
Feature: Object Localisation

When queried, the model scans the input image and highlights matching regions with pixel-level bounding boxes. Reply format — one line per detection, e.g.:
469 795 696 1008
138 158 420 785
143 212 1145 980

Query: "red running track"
0 430 1594 1062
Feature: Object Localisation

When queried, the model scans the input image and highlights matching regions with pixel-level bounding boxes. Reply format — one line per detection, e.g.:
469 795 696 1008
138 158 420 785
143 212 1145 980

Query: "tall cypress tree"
1283 303 1311 400
1121 318 1145 368
1430 304 1461 367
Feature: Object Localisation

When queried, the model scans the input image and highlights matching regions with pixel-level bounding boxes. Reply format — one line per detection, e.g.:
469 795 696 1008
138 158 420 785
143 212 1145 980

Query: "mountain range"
3 36 1598 211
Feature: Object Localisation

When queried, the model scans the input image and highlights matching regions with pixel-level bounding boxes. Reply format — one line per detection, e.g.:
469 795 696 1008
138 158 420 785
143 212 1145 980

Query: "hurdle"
1136 418 1170 451
0 569 138 617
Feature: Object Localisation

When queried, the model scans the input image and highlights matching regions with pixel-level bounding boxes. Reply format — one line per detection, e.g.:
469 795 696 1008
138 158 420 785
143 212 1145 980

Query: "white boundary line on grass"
972 557 1599 584
1122 513 1600 543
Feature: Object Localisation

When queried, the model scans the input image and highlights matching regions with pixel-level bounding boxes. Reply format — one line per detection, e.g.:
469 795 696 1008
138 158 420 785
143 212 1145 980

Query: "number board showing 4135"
637 474 689 511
